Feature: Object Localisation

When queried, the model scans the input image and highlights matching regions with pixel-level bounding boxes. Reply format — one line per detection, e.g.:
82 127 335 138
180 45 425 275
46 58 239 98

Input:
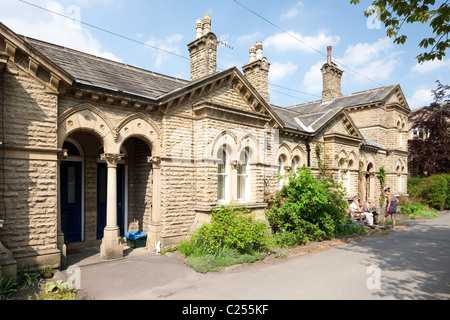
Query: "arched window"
237 149 250 202
397 165 402 194
278 155 286 189
338 160 342 186
291 156 299 174
397 121 402 148
217 147 230 203
346 160 352 195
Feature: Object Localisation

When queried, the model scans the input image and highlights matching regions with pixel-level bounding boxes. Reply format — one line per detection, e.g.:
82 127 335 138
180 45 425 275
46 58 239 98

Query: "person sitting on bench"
364 198 379 225
349 196 375 229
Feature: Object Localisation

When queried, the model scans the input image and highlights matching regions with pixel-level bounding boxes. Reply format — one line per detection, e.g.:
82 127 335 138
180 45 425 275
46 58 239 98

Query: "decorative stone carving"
148 156 162 169
101 153 124 167
58 149 69 160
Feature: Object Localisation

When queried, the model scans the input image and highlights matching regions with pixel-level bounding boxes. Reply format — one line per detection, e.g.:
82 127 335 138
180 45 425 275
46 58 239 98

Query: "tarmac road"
66 213 450 301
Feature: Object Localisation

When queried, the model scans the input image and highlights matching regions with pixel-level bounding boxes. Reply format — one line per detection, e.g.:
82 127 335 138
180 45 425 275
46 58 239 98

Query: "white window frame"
217 147 230 204
237 150 251 203
278 156 286 189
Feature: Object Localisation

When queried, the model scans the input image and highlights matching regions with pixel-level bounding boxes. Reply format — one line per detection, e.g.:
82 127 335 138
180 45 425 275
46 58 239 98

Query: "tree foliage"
408 80 450 177
350 0 450 63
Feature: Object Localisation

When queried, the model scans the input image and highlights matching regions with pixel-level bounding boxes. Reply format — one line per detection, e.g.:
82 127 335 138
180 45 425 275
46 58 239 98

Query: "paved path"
66 213 450 301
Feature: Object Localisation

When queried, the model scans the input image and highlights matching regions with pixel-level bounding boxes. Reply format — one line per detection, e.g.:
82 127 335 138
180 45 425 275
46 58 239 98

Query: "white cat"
155 241 161 254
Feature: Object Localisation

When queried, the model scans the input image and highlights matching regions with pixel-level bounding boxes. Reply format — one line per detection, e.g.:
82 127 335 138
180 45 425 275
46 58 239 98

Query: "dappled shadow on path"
335 218 450 300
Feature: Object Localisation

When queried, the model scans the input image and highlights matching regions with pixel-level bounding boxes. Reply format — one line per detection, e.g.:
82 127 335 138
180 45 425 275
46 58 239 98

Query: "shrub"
191 205 271 255
266 166 348 246
409 174 448 210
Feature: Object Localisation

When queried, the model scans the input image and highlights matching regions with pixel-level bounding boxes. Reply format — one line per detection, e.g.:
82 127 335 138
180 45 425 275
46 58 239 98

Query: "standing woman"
380 187 397 230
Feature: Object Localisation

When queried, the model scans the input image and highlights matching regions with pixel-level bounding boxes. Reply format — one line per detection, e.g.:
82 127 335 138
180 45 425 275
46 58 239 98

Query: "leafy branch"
351 0 450 63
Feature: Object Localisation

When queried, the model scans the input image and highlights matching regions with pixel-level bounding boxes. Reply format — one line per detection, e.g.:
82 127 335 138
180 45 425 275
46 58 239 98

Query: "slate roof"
20 35 399 139
23 37 189 100
271 85 398 133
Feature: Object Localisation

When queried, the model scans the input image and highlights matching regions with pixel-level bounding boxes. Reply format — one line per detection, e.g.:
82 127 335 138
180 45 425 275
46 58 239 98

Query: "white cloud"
264 31 340 54
145 34 183 69
301 37 403 95
302 60 326 94
411 59 450 74
235 32 263 44
336 37 402 84
0 0 122 62
281 2 304 19
409 88 434 109
269 61 299 82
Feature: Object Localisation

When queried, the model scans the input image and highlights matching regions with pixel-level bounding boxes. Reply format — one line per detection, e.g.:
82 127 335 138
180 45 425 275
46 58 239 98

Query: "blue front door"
97 163 124 239
61 161 83 243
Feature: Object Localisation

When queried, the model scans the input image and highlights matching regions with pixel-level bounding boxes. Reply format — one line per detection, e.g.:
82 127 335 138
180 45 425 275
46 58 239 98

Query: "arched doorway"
60 130 105 244
120 137 153 234
365 163 374 201
60 139 84 243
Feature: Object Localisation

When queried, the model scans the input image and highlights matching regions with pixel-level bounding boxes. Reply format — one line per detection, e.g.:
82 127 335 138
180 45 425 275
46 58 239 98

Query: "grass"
178 241 265 273
399 203 439 219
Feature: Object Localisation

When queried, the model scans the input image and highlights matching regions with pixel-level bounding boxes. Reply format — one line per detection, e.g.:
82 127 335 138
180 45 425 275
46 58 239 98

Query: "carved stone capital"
101 153 124 167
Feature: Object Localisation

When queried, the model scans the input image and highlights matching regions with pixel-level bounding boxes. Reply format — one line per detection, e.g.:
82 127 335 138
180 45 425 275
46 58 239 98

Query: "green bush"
409 174 448 210
266 166 348 246
398 203 439 219
191 205 271 255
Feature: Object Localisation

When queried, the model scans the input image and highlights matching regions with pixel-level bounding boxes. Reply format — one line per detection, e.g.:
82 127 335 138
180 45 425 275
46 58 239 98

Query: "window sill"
194 202 268 213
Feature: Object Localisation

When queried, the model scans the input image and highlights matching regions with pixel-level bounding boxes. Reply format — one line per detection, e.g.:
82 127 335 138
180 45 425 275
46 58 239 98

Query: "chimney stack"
243 41 270 104
321 46 343 102
187 14 217 81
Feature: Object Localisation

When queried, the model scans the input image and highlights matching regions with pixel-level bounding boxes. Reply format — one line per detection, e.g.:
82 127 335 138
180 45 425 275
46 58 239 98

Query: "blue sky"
1 0 449 109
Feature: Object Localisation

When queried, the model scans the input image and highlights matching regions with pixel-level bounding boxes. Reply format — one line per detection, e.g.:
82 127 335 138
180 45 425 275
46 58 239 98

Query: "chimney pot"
256 41 263 60
203 14 211 34
249 45 256 62
196 19 203 39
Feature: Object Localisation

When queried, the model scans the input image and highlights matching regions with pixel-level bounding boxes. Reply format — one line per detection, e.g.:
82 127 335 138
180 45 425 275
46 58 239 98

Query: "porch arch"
115 113 162 156
58 104 115 152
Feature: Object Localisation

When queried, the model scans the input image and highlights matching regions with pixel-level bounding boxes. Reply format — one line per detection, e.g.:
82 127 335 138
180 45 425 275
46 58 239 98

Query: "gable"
159 68 284 129
383 85 411 114
0 23 72 93
320 110 365 146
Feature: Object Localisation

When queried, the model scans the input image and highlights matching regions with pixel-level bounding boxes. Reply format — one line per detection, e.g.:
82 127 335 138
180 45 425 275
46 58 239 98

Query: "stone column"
147 156 161 250
100 153 124 260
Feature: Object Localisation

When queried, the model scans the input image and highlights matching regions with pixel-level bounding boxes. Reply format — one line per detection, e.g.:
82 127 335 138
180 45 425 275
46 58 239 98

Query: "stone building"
0 15 410 276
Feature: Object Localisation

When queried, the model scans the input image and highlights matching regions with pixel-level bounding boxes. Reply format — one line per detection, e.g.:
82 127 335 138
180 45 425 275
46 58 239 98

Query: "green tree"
408 81 449 177
350 0 450 63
